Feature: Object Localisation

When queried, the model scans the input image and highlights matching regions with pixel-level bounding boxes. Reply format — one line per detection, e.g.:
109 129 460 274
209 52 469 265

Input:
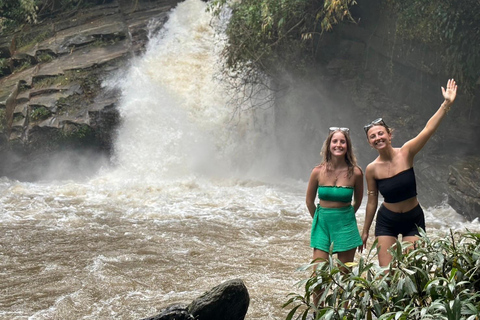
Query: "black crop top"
376 167 417 203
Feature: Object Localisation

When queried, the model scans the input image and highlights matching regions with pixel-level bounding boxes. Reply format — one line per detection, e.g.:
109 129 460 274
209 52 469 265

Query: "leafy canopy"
0 0 37 31
208 0 357 76
0 0 111 33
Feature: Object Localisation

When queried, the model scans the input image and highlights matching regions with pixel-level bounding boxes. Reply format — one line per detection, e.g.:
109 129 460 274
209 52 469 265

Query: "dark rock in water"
447 157 480 222
188 279 250 320
141 279 250 320
141 304 194 320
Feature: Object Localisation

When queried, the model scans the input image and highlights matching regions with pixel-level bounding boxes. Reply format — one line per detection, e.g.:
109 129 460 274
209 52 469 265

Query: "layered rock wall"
0 0 180 180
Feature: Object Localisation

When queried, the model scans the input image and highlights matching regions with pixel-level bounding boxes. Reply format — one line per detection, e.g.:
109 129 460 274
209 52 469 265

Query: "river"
1 1 478 319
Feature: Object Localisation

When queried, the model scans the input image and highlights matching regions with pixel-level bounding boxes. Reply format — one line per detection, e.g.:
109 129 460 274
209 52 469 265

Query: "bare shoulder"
312 163 325 173
365 161 378 178
353 165 364 177
309 164 324 178
397 145 414 164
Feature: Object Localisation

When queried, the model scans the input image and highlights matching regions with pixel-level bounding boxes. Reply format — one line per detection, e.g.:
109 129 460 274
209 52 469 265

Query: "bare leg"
403 235 420 252
337 248 356 266
311 248 356 309
377 236 397 267
336 248 357 309
312 248 329 308
313 248 329 263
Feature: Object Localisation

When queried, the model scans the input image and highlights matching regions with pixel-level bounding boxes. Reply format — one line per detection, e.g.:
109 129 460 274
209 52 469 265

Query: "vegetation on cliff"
0 0 37 30
5 0 478 95
385 0 480 97
210 0 479 98
3 0 479 93
0 0 109 32
285 230 480 320
208 0 357 86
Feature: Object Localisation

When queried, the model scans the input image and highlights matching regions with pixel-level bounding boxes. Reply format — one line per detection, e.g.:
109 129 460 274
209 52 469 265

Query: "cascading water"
106 0 277 183
0 1 478 320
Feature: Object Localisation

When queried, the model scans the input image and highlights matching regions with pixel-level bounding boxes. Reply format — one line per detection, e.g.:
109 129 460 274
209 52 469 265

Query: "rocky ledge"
0 0 181 180
447 157 480 222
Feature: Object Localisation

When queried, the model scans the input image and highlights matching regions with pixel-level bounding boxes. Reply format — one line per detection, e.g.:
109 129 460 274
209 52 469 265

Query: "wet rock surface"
0 0 180 180
447 157 480 221
141 279 250 320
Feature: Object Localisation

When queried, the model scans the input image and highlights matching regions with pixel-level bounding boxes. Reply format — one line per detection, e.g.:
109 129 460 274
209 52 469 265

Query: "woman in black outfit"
361 79 457 267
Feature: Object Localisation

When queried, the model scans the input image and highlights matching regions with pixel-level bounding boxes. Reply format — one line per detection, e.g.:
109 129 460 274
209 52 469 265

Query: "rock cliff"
0 0 180 180
447 158 480 222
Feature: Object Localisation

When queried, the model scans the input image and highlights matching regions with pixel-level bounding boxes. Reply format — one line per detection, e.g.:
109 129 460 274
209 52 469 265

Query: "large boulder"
141 304 194 320
188 279 250 320
141 279 250 320
447 157 480 222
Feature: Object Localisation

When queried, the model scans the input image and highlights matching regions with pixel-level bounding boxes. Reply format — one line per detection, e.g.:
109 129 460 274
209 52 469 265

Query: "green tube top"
317 186 354 203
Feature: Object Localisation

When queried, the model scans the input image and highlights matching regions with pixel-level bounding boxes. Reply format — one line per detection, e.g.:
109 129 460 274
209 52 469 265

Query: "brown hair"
320 130 358 178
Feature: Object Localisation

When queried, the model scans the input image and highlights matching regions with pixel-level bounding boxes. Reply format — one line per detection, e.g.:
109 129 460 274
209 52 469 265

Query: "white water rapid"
1 1 478 319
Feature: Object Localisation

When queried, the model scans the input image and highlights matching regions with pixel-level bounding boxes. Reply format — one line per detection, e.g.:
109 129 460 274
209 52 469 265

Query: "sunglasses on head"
329 127 350 135
363 118 388 134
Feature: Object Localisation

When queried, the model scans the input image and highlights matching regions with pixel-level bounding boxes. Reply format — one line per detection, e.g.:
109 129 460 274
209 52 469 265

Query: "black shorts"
375 203 425 238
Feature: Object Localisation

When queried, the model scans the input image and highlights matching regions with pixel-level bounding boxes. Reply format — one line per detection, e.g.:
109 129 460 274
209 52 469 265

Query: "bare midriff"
319 200 351 208
383 196 419 213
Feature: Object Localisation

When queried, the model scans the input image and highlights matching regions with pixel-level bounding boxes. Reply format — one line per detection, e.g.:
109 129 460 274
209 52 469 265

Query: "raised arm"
403 79 457 158
361 163 378 251
306 167 320 218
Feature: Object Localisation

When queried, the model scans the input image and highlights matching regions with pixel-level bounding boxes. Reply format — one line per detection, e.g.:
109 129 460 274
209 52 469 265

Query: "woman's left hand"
442 78 457 105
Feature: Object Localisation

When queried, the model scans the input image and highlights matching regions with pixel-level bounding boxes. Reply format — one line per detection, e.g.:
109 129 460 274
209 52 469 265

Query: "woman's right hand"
361 232 369 252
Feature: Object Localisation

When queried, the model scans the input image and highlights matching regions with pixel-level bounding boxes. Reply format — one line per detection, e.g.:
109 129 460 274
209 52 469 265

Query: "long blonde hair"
320 130 358 178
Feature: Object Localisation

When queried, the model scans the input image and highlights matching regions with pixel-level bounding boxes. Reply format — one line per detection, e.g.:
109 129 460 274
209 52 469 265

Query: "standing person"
361 79 458 267
306 127 364 306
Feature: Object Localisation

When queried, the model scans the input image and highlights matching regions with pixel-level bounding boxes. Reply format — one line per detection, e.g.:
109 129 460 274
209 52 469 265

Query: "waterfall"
105 0 277 183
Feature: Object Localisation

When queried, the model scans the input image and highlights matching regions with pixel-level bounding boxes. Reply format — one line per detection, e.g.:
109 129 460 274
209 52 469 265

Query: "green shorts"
311 205 362 253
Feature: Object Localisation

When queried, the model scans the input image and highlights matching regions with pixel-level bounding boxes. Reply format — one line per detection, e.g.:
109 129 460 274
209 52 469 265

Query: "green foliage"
68 124 92 140
385 0 480 97
284 229 480 320
60 124 96 146
33 72 75 88
13 113 24 123
33 69 94 90
30 106 50 121
14 60 32 72
0 58 8 67
0 1 111 33
36 52 54 63
0 58 9 76
208 0 357 76
0 108 6 131
16 29 53 51
0 0 37 31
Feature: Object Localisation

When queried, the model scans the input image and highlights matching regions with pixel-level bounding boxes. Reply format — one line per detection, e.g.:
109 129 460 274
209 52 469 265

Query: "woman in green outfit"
305 127 364 306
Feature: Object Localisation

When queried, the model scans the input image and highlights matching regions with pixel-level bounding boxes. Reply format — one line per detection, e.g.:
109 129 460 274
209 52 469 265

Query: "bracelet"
367 190 378 196
443 102 451 114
